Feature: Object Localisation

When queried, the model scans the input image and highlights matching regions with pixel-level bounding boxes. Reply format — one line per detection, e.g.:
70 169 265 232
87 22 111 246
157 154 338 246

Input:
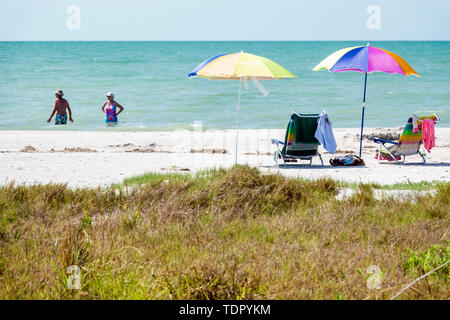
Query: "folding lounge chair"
373 113 439 164
272 112 323 166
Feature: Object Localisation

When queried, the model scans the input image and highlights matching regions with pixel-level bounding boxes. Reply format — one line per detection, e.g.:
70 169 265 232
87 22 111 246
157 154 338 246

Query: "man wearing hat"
47 89 74 125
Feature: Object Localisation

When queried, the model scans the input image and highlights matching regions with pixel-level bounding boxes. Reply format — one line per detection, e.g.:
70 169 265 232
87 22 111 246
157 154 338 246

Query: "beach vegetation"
0 165 448 299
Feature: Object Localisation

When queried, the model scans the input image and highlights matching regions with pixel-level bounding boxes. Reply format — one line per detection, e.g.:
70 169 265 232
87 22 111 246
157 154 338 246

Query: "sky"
0 0 449 41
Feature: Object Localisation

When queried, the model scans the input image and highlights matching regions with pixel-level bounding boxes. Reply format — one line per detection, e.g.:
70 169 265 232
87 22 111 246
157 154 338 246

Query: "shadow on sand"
378 162 450 167
261 164 368 170
261 162 450 170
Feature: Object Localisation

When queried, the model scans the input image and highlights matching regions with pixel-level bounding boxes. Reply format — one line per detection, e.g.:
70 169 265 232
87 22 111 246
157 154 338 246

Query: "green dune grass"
342 180 441 191
0 165 448 299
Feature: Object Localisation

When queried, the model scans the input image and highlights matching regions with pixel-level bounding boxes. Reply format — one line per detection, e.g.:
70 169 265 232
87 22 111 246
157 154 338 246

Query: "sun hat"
54 89 64 96
106 92 115 97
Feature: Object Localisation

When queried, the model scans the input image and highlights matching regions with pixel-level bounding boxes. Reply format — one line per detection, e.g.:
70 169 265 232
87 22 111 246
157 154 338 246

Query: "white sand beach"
0 128 448 188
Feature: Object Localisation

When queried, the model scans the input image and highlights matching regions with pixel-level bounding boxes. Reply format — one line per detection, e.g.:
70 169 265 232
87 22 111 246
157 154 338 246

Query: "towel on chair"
314 111 337 154
422 119 435 152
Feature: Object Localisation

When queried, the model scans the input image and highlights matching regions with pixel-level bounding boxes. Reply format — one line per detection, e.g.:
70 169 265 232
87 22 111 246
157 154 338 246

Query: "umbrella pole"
235 77 242 165
359 72 368 157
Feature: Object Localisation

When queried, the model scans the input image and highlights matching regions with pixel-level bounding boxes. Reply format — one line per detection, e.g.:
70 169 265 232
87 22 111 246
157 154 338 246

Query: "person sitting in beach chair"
272 112 324 166
373 113 439 164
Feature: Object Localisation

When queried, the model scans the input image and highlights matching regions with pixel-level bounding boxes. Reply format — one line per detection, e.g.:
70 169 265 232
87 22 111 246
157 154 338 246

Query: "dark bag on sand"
329 154 365 166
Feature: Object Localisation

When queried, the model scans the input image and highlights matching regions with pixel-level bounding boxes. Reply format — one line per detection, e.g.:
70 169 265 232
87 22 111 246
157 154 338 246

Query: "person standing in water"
47 89 74 125
101 92 124 126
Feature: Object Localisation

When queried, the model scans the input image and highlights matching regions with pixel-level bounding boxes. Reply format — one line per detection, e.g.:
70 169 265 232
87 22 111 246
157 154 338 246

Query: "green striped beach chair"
373 113 439 164
272 112 323 166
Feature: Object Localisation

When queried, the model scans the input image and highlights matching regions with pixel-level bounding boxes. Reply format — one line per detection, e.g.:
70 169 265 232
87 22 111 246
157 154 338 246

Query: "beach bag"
329 154 365 166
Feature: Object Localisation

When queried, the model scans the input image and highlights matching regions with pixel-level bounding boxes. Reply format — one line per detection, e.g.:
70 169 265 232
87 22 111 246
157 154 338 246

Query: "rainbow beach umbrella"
188 51 296 164
313 44 419 157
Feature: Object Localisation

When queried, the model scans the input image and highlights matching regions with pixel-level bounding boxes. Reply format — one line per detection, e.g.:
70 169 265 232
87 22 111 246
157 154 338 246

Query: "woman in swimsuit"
101 92 124 126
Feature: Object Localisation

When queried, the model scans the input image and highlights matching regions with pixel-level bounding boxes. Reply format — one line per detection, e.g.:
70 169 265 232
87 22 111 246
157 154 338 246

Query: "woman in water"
101 92 124 126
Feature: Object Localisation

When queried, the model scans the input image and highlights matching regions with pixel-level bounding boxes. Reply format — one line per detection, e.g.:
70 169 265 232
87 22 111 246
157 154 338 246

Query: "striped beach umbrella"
188 51 295 164
313 44 420 157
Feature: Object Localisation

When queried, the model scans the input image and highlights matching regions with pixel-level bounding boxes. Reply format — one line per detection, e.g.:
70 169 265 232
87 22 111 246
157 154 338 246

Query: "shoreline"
0 128 449 188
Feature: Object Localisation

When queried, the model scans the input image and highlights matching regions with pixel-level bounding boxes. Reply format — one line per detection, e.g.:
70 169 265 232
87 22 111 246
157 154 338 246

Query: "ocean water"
0 41 448 131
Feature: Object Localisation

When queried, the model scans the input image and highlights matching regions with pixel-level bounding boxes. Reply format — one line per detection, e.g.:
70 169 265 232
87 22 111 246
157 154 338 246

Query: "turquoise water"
0 41 448 130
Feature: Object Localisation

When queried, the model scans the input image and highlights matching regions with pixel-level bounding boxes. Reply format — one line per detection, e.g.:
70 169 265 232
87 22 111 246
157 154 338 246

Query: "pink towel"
422 119 435 152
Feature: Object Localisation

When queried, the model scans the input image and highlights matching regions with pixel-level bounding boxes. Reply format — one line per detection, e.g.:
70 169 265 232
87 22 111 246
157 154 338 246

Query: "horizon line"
1 39 449 42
